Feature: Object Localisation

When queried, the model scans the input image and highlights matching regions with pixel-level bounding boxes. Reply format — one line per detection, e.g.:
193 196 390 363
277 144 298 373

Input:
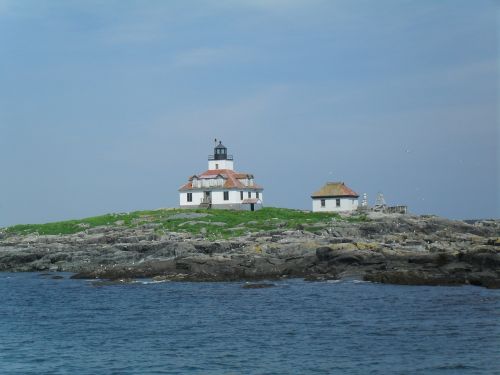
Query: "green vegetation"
3 207 367 239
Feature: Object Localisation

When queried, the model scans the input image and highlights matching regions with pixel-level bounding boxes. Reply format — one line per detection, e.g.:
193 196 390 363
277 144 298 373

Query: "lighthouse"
179 141 264 211
208 141 234 171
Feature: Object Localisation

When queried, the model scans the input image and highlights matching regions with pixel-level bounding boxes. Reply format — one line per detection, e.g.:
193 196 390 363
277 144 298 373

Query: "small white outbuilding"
311 182 359 212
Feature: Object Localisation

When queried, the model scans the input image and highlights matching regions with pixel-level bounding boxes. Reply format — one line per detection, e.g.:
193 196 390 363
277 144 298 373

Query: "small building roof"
311 182 359 198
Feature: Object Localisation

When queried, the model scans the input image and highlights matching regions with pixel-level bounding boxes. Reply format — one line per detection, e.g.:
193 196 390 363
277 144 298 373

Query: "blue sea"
0 273 499 375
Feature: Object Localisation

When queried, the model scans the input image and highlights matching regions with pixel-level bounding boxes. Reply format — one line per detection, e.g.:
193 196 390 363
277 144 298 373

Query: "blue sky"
0 0 498 226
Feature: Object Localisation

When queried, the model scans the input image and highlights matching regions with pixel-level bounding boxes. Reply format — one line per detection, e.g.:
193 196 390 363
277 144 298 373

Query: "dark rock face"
304 273 338 282
364 270 500 289
1 214 499 288
242 283 275 289
364 271 467 286
315 247 334 262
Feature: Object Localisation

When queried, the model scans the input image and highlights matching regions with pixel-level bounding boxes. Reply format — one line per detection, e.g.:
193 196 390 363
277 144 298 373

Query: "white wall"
180 191 205 206
209 189 263 205
312 197 358 212
208 159 234 170
180 189 263 207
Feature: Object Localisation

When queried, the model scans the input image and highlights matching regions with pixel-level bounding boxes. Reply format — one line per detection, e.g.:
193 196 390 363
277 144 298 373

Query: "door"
204 191 211 203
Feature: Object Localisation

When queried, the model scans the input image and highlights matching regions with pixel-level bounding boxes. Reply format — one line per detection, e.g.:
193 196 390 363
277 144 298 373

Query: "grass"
2 207 367 239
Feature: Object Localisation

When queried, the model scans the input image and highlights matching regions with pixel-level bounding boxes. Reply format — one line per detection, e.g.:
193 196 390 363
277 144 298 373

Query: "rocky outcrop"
0 213 499 288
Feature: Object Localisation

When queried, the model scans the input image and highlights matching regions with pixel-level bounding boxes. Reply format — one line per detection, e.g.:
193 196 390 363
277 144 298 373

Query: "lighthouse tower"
208 141 234 170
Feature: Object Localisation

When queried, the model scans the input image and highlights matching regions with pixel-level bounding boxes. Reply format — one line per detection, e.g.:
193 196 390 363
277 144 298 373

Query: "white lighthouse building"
179 141 264 211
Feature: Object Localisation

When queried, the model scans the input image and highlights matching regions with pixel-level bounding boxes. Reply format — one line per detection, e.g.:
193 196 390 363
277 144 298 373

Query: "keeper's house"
179 141 264 211
311 182 359 212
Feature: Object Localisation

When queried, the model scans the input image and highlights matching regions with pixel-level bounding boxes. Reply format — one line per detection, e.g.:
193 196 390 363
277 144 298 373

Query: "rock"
364 270 466 286
316 246 334 261
84 226 108 234
242 283 275 289
152 275 169 281
91 278 137 287
142 223 161 229
407 254 453 265
466 271 500 289
1 214 499 289
330 254 363 265
486 238 500 246
178 221 226 227
329 243 358 251
476 278 500 289
167 213 211 220
304 273 338 282
327 238 354 244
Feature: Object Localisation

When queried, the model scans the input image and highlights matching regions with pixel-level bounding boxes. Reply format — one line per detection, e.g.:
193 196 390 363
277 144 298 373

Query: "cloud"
172 46 253 68
148 84 293 142
439 58 497 83
102 22 166 44
212 0 325 11
0 0 13 15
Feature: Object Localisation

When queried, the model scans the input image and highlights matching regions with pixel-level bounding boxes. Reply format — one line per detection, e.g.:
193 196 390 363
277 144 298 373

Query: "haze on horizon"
0 0 498 227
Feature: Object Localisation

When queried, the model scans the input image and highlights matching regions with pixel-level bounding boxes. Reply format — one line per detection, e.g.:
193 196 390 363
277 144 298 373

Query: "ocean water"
0 274 499 375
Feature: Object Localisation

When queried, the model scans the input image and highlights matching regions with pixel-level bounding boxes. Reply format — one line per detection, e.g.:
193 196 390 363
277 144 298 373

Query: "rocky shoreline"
1 213 499 288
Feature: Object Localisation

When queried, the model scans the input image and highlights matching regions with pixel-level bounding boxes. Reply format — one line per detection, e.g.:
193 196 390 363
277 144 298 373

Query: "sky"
0 0 498 226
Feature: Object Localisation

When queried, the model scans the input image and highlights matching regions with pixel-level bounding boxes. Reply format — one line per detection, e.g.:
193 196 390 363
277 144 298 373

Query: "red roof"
179 169 263 191
311 182 359 198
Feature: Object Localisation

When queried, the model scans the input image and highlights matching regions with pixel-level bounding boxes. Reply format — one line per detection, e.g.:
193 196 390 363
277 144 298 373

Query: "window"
187 193 192 202
321 199 325 207
248 191 251 198
223 191 229 201
256 192 260 199
240 191 244 200
215 164 219 169
336 198 341 207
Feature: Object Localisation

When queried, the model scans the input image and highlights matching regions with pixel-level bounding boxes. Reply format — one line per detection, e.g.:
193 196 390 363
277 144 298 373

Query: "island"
0 208 498 288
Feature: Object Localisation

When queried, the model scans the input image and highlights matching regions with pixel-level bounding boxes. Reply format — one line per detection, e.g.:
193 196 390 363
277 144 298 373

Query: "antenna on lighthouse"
214 138 217 147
